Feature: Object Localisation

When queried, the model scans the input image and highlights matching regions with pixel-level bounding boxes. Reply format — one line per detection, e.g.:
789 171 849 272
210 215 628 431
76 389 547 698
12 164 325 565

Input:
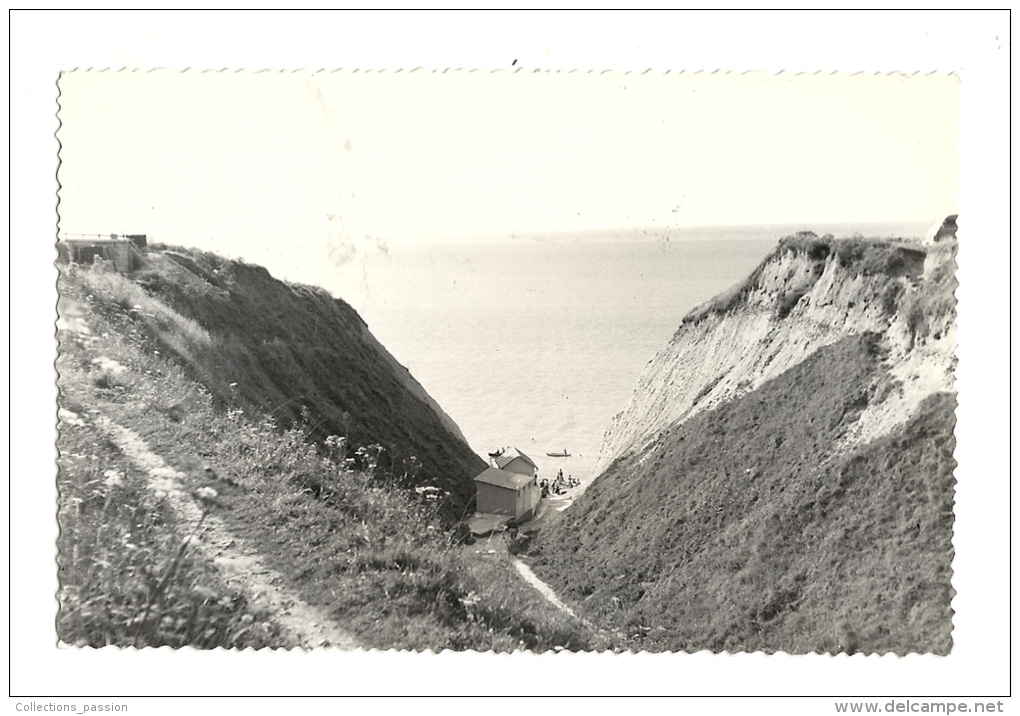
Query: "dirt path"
512 558 576 618
96 416 359 650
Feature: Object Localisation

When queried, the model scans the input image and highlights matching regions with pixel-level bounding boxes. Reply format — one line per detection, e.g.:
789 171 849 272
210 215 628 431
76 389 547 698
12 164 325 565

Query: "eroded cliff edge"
595 231 957 477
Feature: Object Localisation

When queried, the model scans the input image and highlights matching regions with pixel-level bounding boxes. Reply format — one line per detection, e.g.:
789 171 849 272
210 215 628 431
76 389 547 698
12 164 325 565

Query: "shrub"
807 240 831 261
882 282 904 315
508 532 533 555
692 374 725 406
777 288 808 319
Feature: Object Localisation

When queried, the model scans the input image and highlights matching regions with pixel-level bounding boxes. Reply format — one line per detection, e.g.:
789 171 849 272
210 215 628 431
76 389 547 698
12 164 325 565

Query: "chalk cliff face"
595 231 957 476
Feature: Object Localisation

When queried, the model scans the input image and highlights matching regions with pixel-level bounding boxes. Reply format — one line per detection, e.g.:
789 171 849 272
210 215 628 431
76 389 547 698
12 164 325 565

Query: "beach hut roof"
474 467 534 490
491 446 537 471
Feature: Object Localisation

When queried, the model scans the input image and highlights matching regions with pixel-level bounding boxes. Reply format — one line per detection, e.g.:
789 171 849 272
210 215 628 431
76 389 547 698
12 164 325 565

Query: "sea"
325 222 928 485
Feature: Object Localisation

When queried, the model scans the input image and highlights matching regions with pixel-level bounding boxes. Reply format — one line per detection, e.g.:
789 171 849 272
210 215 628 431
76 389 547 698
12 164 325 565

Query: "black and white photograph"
10 9 1011 705
53 67 960 655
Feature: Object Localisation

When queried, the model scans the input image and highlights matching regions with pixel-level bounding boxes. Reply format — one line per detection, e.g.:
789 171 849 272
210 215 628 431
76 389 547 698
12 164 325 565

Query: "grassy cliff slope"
529 335 955 654
86 246 486 519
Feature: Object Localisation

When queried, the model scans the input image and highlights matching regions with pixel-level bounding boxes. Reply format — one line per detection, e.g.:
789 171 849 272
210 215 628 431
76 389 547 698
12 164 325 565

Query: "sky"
57 70 959 281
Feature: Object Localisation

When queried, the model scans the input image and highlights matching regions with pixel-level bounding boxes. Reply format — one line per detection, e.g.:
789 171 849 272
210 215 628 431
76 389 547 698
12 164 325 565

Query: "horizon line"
55 217 941 247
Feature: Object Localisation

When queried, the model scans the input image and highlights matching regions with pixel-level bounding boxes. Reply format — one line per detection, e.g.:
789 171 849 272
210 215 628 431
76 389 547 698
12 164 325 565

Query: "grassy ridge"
58 259 602 650
527 334 955 654
85 247 486 520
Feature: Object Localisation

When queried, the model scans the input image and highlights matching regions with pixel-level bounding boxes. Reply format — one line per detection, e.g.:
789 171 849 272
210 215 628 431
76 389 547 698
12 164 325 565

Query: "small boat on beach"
546 450 571 458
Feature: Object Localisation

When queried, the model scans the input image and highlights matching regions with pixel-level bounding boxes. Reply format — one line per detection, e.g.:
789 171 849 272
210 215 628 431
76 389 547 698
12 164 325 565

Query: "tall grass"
56 403 283 648
77 258 212 363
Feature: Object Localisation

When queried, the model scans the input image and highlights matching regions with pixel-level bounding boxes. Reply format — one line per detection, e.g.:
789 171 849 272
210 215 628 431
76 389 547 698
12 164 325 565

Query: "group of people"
539 468 579 497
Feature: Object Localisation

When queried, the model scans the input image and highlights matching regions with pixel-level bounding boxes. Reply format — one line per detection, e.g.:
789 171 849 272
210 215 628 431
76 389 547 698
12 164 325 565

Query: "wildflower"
58 408 86 427
103 469 124 487
196 486 219 500
193 485 227 512
91 357 126 374
460 591 481 608
150 477 175 498
229 382 238 388
325 435 346 449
